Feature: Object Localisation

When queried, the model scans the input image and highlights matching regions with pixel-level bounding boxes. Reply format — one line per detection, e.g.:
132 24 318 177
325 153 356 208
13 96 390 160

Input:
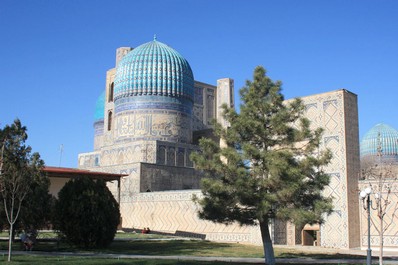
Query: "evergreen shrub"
53 177 120 248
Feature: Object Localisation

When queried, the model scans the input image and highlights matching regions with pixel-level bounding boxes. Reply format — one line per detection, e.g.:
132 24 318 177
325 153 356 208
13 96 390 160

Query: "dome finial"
154 34 157 41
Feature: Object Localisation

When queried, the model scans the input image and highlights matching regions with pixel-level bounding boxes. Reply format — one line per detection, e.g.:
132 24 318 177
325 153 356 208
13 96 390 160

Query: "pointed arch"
107 111 113 131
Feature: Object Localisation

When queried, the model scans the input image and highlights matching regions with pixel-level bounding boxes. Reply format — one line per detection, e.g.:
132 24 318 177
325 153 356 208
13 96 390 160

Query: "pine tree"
191 66 333 265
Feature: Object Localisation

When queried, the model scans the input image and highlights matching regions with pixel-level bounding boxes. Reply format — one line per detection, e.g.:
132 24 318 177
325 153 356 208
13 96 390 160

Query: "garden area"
0 231 380 265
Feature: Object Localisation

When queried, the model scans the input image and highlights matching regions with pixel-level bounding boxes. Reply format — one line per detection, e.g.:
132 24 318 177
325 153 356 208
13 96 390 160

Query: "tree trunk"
8 222 13 262
259 218 275 265
379 216 383 265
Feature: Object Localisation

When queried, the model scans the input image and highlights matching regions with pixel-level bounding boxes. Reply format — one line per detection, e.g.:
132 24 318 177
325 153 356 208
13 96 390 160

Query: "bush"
53 177 120 248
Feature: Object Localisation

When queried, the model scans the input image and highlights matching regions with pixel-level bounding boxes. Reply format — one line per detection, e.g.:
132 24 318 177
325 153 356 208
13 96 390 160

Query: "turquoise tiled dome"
360 123 398 161
94 91 105 122
113 40 194 104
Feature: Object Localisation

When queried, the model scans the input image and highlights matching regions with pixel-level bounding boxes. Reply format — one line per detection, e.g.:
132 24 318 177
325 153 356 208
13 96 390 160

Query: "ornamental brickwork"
298 89 360 248
78 41 365 249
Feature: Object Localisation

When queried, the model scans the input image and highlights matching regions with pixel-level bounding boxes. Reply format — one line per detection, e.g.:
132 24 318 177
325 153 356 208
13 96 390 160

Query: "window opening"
108 82 114 102
108 111 112 131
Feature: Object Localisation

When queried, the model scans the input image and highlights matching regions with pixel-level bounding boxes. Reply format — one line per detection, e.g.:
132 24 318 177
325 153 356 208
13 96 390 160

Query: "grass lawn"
0 256 363 265
0 232 372 264
0 256 259 265
0 239 264 258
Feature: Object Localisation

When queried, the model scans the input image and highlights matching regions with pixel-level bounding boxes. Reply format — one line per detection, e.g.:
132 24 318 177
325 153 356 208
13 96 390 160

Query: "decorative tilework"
358 180 398 248
114 111 192 143
115 96 193 115
94 91 105 121
360 123 398 162
114 40 194 103
88 89 360 248
118 190 257 244
194 86 203 105
324 135 339 145
80 40 364 249
298 90 360 249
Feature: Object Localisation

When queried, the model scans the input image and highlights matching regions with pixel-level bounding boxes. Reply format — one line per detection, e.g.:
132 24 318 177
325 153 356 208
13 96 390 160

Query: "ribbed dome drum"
112 39 194 144
360 123 398 163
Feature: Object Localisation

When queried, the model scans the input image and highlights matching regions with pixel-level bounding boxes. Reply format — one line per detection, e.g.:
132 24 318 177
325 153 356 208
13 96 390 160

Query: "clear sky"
1 0 397 168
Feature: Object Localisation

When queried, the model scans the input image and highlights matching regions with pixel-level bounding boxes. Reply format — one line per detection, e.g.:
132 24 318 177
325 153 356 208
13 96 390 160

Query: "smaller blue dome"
94 91 105 122
360 123 398 161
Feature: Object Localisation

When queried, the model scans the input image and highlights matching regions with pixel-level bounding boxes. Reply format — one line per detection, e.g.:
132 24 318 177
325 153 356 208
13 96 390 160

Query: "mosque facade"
78 38 396 250
358 123 398 250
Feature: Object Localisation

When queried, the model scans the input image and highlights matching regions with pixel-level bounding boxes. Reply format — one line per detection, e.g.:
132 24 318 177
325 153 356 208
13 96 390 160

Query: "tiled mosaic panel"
114 111 192 143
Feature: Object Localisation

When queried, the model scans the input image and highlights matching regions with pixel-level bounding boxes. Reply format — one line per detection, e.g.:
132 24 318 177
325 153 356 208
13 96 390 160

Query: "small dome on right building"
360 123 398 164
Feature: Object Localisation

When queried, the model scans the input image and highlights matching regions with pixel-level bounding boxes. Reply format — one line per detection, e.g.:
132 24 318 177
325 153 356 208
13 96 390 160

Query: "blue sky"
1 0 397 168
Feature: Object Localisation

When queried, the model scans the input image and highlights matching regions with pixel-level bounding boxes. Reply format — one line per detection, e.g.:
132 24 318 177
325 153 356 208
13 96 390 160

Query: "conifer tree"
53 177 120 248
191 66 333 265
0 119 47 262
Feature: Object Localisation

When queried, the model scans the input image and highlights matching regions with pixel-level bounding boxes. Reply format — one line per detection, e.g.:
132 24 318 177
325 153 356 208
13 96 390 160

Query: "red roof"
43 166 127 181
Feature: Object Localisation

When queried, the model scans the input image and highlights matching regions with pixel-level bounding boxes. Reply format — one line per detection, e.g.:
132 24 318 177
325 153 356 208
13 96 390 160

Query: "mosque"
77 38 398 250
358 123 398 250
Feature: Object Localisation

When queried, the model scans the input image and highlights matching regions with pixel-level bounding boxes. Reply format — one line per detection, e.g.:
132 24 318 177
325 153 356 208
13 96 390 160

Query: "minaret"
217 78 234 148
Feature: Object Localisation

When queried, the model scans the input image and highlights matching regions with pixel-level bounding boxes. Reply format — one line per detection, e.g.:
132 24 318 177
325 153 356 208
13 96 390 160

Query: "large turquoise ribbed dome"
360 123 398 161
113 39 194 104
111 39 194 144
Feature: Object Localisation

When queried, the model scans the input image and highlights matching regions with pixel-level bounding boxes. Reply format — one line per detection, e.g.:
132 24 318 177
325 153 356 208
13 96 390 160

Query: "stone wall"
297 89 360 248
140 163 202 192
80 88 361 249
358 180 398 249
118 189 263 244
106 89 361 249
193 81 217 131
216 78 234 128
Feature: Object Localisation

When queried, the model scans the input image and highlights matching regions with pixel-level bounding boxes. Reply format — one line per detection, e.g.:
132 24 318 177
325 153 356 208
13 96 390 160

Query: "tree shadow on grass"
277 252 365 260
107 240 247 256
